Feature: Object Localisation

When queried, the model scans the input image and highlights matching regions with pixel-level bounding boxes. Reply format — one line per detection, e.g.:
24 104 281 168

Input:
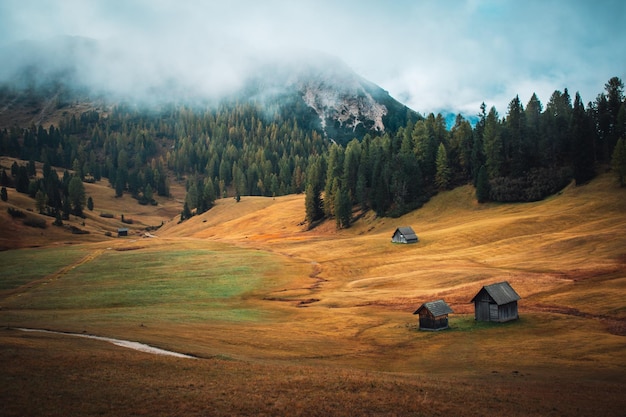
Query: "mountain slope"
0 37 419 144
245 52 418 144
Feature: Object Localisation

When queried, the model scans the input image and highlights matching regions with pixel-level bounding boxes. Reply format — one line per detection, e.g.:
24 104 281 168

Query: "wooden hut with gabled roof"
413 299 453 331
391 226 418 244
471 281 521 322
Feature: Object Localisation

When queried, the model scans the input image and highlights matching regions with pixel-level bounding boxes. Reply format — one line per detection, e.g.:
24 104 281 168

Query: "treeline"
1 77 624 229
0 99 330 219
1 159 86 225
0 105 170 205
306 77 626 227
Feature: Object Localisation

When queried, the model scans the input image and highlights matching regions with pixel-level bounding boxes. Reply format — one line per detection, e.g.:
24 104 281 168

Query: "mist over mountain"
0 36 418 144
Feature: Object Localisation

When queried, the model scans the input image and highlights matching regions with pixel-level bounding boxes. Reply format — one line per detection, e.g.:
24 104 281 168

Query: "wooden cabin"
413 299 453 331
391 226 418 244
471 281 520 322
117 228 129 237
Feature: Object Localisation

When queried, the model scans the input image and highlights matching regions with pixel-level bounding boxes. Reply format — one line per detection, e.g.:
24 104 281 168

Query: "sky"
1 0 625 116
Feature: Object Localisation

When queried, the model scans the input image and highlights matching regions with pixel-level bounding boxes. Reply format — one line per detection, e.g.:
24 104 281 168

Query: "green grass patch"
0 247 88 290
449 315 526 332
2 247 281 323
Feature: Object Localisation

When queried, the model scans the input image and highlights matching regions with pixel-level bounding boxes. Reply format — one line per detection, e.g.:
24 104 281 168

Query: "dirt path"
16 328 195 359
526 302 626 336
0 248 106 300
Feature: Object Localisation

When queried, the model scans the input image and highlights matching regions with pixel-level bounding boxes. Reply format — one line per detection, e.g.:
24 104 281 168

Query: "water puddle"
17 328 195 359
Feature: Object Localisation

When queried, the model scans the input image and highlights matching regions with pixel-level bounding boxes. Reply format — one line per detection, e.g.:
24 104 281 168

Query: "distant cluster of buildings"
391 227 521 331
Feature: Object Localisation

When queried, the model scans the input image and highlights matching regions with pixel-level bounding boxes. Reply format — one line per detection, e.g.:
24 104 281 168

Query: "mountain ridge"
0 36 419 144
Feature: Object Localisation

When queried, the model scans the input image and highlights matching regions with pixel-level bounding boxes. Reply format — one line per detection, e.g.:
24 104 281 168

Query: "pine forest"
1 77 625 229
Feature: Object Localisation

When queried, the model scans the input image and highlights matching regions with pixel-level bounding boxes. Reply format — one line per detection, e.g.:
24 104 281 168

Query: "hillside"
162 172 626 325
1 164 625 415
5 160 623 325
0 156 186 250
3 157 626 328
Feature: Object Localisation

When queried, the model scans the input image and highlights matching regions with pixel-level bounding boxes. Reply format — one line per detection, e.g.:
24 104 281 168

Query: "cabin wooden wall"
419 316 449 330
473 291 492 321
391 232 405 243
474 297 518 322
496 302 518 322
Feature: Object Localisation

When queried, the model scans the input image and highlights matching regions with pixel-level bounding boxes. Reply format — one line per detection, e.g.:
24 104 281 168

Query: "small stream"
17 328 195 359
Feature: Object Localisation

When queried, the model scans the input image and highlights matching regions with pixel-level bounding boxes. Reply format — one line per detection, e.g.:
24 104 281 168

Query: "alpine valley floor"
1 171 625 416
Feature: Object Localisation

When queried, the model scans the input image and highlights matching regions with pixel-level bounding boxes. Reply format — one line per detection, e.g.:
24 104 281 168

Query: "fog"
1 0 625 115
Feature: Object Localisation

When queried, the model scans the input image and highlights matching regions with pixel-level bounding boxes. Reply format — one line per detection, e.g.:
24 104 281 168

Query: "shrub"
137 195 157 206
53 212 63 226
489 167 572 203
7 207 26 218
23 216 47 229
476 165 490 203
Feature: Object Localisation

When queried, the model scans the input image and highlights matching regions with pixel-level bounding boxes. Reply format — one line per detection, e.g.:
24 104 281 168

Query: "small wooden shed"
117 228 129 237
471 281 520 322
391 226 418 244
413 299 453 331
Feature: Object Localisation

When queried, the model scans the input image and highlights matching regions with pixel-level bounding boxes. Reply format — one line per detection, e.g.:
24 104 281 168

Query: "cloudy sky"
1 0 625 116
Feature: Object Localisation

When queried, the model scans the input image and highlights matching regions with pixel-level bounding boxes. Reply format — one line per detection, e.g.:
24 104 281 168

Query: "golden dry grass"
0 156 185 249
1 163 626 416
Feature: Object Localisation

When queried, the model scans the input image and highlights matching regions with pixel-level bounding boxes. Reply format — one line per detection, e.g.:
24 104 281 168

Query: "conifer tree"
412 116 438 181
435 143 450 190
1 169 9 187
115 170 126 197
571 92 595 185
68 176 86 216
470 133 485 186
323 145 343 217
200 178 216 212
16 165 30 193
483 107 503 179
505 95 526 177
304 156 325 226
143 184 154 203
355 169 367 210
181 202 192 221
605 77 625 154
62 196 71 220
305 183 323 225
35 190 47 213
545 89 572 164
334 185 352 229
185 178 199 210
343 139 361 199
28 159 36 177
617 104 626 144
611 137 626 187
53 210 63 226
524 93 543 167
476 165 490 203
450 115 474 180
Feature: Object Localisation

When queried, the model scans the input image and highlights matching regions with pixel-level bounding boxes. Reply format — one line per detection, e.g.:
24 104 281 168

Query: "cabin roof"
413 299 453 317
471 281 521 305
393 226 417 240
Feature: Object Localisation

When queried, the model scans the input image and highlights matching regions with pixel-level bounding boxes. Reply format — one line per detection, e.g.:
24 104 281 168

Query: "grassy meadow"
1 167 626 416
